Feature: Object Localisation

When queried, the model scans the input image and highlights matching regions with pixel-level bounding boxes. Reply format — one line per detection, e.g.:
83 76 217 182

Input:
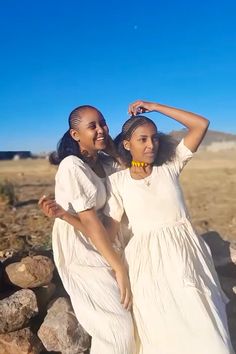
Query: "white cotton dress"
52 154 136 354
104 139 234 354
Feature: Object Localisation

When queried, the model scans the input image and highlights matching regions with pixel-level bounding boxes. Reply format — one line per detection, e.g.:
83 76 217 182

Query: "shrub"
0 179 17 206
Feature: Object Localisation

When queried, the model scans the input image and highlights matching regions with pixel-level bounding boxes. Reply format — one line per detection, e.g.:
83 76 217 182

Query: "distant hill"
170 129 236 151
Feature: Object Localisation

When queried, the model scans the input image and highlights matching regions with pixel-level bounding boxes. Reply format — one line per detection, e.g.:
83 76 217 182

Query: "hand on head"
128 100 156 116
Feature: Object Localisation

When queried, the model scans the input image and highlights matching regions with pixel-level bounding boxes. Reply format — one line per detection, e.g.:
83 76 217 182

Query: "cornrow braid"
121 115 156 140
68 105 98 129
49 105 101 165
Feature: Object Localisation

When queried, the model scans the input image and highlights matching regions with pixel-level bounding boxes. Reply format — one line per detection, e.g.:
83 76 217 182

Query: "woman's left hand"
128 100 157 116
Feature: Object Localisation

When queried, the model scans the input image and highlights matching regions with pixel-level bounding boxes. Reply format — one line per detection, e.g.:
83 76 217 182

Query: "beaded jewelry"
131 160 149 167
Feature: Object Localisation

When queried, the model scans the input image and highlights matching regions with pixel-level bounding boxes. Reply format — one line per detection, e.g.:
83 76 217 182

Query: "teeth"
97 137 104 141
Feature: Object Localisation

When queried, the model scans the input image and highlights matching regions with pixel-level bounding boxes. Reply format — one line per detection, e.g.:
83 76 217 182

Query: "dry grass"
0 150 235 253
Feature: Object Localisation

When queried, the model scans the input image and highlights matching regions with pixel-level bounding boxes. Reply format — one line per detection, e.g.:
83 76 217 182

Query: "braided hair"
50 105 101 165
114 115 177 167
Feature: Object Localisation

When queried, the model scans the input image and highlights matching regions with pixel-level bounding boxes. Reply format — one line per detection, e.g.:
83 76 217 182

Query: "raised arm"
128 100 210 152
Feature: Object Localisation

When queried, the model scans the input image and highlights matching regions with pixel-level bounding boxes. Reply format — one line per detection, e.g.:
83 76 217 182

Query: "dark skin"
39 107 132 310
39 100 209 309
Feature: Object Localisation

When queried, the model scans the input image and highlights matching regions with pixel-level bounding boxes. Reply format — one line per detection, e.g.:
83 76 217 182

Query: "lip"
96 136 105 141
144 152 155 156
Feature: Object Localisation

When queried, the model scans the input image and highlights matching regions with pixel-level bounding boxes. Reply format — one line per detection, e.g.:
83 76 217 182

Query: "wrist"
60 210 69 221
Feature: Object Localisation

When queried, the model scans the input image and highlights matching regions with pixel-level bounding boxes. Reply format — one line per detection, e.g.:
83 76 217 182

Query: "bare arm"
128 100 210 152
38 196 132 309
103 215 120 243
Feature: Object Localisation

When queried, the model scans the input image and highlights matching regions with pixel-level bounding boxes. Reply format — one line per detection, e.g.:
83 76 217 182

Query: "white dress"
52 154 135 354
104 139 234 354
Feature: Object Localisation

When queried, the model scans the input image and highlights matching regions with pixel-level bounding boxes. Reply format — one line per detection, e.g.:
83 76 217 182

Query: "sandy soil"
0 152 236 349
0 150 236 252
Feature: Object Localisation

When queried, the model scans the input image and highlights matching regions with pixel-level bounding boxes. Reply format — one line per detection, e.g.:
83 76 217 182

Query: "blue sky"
1 0 236 152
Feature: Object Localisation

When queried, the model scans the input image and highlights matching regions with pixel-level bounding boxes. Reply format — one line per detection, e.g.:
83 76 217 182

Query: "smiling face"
124 123 159 164
70 107 109 156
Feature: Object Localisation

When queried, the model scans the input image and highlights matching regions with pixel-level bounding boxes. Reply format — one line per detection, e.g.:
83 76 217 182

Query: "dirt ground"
1 152 236 349
0 149 236 252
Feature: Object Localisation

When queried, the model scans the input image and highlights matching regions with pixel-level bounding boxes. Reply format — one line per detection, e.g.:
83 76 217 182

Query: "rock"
201 231 236 268
34 283 56 313
5 255 54 288
219 276 236 300
38 297 90 354
0 289 38 333
0 327 43 354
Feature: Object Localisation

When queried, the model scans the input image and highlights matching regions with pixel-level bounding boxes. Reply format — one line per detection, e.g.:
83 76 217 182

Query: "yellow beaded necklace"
131 160 149 167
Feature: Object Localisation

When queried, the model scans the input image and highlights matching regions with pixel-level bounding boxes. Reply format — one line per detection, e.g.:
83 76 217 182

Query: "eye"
153 135 159 142
88 123 97 130
138 137 147 142
100 119 107 127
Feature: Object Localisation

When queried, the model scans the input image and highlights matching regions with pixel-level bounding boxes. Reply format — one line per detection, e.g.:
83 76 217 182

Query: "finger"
38 195 47 206
129 101 143 115
127 294 133 311
119 284 125 304
123 288 132 310
127 299 133 312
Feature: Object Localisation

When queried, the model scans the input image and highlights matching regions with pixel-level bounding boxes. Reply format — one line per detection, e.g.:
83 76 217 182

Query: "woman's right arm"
38 196 132 310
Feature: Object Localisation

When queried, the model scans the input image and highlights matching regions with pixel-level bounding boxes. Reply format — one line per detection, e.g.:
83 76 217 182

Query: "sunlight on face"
127 123 159 163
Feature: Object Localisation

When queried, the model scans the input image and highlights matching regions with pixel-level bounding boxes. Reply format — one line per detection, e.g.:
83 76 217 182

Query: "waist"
130 217 191 233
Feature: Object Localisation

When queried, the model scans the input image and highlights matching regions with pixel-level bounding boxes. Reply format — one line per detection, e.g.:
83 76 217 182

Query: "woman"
39 105 136 354
103 100 234 354
41 100 234 354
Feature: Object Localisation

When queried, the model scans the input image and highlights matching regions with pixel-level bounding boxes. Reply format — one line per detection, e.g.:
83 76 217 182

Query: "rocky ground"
0 151 236 352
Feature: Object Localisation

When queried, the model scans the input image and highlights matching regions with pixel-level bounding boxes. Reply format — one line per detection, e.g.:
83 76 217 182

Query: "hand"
38 195 66 219
128 100 157 116
114 267 133 311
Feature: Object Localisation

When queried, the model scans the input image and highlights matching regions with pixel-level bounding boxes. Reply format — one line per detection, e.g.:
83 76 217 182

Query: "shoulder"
59 155 87 169
57 155 91 178
175 138 193 159
107 168 128 185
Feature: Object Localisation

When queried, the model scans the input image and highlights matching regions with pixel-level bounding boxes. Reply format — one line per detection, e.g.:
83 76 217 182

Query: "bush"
0 179 17 206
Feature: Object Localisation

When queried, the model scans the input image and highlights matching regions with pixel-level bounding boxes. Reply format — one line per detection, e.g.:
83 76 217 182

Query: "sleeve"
56 158 97 213
167 138 193 175
103 174 124 222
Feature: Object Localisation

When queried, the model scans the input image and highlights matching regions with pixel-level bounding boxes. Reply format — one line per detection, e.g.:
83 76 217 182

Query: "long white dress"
104 139 234 354
52 155 135 354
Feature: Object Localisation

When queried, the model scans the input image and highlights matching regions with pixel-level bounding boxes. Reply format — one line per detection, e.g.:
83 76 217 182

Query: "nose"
97 124 104 134
147 138 154 150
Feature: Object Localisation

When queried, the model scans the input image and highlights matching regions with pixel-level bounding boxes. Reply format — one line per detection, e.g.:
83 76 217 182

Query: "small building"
0 151 32 160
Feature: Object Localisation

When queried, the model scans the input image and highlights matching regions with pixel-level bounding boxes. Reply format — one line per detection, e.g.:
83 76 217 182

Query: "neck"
81 150 99 165
130 163 153 175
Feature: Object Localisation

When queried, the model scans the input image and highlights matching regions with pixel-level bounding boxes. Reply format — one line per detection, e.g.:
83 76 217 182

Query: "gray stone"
202 231 236 268
0 289 38 333
33 283 56 313
38 297 90 354
219 276 236 300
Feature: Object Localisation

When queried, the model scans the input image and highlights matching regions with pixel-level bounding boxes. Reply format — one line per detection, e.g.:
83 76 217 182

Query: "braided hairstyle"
49 105 101 165
114 115 177 167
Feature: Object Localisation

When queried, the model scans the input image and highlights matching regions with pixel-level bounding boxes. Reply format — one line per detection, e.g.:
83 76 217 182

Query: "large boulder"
201 231 236 268
0 327 43 354
0 289 38 333
38 297 90 354
5 255 54 288
219 276 236 300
